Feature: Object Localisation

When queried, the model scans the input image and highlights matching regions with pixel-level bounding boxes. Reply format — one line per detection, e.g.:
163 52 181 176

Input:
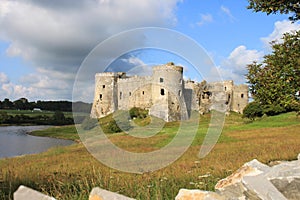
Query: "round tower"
150 62 187 121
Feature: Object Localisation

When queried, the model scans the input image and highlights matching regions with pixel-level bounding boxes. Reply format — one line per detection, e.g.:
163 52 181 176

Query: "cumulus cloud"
261 20 300 47
219 45 263 83
197 14 213 26
0 72 9 84
0 0 182 101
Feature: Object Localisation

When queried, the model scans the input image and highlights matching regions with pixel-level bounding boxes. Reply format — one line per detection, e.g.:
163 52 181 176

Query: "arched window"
241 94 244 98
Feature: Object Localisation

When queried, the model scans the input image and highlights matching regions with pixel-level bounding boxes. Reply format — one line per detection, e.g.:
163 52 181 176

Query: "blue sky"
0 0 299 102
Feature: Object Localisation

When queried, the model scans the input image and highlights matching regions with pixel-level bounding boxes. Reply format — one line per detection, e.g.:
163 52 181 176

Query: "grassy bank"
0 112 299 199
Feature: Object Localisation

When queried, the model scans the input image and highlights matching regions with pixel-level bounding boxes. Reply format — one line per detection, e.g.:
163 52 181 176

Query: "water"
0 126 74 159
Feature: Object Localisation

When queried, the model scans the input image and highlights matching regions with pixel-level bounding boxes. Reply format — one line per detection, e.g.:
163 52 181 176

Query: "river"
0 126 74 159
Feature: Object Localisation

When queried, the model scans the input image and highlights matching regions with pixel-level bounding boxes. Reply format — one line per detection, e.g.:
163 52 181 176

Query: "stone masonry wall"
91 63 249 121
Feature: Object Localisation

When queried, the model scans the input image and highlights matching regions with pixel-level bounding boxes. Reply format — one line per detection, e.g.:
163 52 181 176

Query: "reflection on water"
0 126 74 159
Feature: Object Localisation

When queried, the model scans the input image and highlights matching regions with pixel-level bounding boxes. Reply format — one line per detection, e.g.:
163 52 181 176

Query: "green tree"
247 0 300 21
246 30 300 114
0 111 9 124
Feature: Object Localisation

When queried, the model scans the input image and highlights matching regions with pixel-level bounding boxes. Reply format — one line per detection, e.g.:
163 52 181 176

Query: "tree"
2 98 13 109
247 0 300 21
246 30 300 114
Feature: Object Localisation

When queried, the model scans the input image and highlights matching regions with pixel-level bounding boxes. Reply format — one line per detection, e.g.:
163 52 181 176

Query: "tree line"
0 98 92 125
0 110 74 126
0 98 92 113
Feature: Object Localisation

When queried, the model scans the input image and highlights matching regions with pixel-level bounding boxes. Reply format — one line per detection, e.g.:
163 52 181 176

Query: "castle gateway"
91 62 248 122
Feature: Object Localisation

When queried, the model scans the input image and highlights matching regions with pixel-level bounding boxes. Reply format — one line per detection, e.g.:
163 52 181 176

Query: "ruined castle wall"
202 81 234 112
91 63 249 121
150 64 187 121
184 81 201 112
117 76 152 110
91 73 120 118
231 85 248 113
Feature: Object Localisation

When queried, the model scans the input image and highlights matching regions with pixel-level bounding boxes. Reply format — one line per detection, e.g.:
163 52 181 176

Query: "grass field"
1 109 75 118
0 112 299 199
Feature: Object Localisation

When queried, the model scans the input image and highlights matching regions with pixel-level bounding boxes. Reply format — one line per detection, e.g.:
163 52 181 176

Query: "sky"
0 0 299 102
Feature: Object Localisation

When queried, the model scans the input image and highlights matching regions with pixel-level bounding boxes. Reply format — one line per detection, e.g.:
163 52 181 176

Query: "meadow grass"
0 112 299 199
1 109 75 118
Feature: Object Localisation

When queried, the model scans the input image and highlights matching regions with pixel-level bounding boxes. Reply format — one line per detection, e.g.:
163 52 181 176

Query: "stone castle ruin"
91 62 248 121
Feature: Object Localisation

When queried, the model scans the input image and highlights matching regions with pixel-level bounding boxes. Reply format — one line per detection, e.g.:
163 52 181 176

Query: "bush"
129 107 148 119
262 104 286 116
105 119 132 133
243 101 263 120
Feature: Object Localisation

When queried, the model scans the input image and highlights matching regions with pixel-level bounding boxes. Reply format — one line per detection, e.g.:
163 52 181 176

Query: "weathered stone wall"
117 76 152 110
232 84 249 113
91 63 249 121
91 72 124 118
150 63 185 121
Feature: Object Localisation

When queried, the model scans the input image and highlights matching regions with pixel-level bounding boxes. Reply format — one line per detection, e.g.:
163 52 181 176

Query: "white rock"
175 189 224 200
89 187 135 200
14 185 56 200
215 159 270 199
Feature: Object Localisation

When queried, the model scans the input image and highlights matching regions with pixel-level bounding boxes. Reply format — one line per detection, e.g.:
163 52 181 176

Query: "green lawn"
1 109 74 118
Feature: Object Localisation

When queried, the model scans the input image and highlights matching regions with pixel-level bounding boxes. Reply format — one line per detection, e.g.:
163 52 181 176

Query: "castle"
91 62 248 121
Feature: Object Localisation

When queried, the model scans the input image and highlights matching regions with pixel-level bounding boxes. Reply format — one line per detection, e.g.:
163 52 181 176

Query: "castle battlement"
91 63 249 121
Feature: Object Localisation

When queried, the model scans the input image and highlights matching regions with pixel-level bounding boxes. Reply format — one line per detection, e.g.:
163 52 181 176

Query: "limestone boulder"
89 187 135 200
215 159 271 199
175 189 224 200
14 185 56 200
267 155 300 200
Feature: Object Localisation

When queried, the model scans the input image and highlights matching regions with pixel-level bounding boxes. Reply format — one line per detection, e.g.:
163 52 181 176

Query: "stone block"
175 189 224 200
89 187 135 200
14 185 56 200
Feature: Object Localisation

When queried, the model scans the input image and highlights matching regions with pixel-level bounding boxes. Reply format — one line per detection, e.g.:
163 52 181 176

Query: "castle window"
241 94 244 98
142 91 145 95
160 78 164 83
120 92 122 100
161 89 165 96
102 85 105 89
99 94 103 100
178 90 181 96
129 92 131 96
224 86 227 91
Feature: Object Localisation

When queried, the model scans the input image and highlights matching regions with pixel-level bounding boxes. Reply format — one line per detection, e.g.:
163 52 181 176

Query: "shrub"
262 104 286 116
104 119 132 134
243 101 263 120
129 107 148 119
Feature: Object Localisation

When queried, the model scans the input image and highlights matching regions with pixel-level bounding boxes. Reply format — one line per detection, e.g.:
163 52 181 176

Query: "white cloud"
123 57 145 67
0 72 9 84
0 75 72 101
219 45 263 83
220 5 236 22
261 20 300 47
0 0 182 101
197 14 213 26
